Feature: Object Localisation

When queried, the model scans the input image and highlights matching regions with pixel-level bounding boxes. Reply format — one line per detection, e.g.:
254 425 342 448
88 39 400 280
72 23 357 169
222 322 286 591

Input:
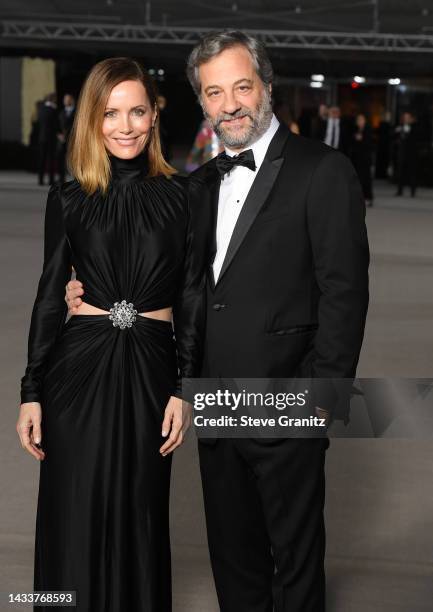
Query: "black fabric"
21 153 208 404
193 124 370 420
20 152 209 611
349 125 374 201
199 438 328 612
395 124 420 196
216 148 256 177
191 124 369 611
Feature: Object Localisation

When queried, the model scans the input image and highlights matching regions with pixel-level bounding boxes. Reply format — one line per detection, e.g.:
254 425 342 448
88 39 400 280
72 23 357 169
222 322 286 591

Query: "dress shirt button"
212 303 226 311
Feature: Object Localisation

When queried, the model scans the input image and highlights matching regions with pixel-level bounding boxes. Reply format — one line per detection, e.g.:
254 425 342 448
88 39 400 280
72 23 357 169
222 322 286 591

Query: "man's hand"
159 396 192 456
16 402 45 461
65 279 84 314
315 407 331 427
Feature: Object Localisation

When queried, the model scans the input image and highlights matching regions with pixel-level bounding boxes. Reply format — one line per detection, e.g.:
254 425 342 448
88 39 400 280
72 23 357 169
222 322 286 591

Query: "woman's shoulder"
155 172 207 203
50 178 96 213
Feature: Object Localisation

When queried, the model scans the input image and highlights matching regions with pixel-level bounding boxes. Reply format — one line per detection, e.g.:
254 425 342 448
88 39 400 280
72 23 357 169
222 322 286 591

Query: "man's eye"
238 86 250 92
208 91 219 97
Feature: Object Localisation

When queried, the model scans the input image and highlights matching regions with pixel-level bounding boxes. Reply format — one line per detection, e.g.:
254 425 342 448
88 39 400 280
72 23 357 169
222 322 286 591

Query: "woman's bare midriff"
73 302 172 322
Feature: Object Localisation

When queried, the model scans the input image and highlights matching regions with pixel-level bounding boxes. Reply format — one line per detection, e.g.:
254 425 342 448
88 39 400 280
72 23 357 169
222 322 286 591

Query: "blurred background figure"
324 105 350 154
274 101 300 134
157 94 172 162
375 110 392 179
350 113 374 207
394 111 419 197
29 100 43 173
311 103 328 141
37 93 60 186
185 118 223 172
57 93 76 184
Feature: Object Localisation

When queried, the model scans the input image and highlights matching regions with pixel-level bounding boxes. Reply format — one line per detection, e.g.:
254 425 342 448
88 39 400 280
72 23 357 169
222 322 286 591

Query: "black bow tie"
216 149 256 178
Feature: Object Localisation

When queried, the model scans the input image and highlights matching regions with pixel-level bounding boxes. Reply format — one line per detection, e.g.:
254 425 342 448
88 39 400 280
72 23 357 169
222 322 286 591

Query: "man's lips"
220 115 249 127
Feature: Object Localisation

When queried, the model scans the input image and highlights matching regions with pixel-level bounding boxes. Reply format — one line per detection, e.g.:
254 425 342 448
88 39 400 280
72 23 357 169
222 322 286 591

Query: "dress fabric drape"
20 152 206 611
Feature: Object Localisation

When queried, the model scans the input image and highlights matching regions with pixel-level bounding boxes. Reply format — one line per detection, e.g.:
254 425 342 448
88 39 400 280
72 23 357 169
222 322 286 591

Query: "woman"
16 58 208 611
350 113 374 207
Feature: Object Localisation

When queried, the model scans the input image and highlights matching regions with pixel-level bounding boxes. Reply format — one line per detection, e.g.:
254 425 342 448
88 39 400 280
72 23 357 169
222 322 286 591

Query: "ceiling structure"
2 1 433 77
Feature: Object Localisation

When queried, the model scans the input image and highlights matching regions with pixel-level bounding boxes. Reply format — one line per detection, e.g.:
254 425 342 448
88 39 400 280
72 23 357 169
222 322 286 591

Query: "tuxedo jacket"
191 123 369 420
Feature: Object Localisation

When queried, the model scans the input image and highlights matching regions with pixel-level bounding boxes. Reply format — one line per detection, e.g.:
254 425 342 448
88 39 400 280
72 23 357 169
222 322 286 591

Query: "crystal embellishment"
109 300 137 329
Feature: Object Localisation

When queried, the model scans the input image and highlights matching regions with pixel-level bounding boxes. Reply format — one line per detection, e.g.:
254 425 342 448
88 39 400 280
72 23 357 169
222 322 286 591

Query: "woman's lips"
115 137 138 146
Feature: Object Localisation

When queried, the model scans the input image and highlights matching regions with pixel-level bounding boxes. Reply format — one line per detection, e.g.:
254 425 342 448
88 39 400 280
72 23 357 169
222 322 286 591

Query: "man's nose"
222 92 241 115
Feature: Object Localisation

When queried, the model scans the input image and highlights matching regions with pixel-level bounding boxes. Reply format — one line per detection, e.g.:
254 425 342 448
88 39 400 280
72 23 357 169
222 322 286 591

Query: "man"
57 93 76 184
394 111 419 197
310 103 328 141
66 31 369 611
37 93 60 186
323 105 350 154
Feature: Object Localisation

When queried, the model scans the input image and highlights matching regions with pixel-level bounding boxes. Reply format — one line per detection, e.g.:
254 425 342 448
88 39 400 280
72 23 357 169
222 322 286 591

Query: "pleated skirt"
34 314 177 612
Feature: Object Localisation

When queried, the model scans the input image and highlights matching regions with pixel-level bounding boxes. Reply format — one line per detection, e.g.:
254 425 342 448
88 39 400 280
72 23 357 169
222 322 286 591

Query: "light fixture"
157 68 165 75
310 81 323 88
354 76 366 84
311 74 325 82
388 78 401 85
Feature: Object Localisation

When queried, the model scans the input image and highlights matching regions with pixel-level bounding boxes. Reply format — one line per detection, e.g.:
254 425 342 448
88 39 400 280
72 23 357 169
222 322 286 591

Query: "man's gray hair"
186 30 273 97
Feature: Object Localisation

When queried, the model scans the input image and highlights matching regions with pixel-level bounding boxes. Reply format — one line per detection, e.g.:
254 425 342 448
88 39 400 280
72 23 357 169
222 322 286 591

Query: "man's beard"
203 89 273 149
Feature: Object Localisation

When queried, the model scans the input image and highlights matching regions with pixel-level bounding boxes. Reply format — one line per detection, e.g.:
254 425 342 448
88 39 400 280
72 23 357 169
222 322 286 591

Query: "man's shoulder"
189 157 217 182
282 131 353 175
283 131 335 162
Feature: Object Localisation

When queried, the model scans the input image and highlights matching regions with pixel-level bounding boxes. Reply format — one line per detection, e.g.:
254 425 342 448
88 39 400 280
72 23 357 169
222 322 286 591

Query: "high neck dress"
20 151 208 612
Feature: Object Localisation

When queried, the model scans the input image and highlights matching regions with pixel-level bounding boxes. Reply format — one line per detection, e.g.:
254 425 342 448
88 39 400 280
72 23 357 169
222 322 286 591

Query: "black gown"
20 152 207 611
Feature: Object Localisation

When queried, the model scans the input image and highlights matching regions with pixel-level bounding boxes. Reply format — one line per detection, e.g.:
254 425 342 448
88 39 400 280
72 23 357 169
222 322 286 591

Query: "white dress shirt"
212 113 280 283
324 117 340 149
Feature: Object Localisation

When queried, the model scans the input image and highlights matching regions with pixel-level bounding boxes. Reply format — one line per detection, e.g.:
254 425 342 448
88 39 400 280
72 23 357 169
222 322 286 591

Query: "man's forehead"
199 47 256 83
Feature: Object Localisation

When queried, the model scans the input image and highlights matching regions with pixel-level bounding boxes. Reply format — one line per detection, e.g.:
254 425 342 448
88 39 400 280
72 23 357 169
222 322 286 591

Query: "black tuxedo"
190 123 369 612
194 124 369 409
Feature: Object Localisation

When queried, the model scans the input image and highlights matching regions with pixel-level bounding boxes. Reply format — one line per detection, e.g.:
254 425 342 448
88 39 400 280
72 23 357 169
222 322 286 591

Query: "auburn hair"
67 57 176 194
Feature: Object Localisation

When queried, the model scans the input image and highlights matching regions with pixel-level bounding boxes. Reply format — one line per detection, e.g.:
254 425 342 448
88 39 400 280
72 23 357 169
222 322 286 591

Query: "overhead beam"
2 20 433 53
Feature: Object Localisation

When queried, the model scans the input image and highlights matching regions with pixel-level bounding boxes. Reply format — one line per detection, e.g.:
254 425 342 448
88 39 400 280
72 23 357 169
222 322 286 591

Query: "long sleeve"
20 184 72 404
306 150 370 417
172 178 209 400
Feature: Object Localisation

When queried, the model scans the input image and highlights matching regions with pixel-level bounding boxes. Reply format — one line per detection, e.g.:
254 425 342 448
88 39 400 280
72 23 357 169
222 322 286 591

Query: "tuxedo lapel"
216 124 290 285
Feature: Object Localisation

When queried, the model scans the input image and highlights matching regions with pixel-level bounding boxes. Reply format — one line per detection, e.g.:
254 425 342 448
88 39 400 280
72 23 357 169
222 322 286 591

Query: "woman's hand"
159 396 192 456
16 402 45 461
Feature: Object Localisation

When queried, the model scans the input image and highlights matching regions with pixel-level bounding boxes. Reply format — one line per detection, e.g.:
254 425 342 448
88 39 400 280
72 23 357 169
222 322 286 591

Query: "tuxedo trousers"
198 437 329 612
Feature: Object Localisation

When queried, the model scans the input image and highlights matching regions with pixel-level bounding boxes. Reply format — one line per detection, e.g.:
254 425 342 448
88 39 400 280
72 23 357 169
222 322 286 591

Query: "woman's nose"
119 116 133 133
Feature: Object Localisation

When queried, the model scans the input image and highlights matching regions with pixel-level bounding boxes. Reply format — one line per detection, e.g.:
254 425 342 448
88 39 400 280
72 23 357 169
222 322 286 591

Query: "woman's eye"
104 111 116 118
133 109 145 116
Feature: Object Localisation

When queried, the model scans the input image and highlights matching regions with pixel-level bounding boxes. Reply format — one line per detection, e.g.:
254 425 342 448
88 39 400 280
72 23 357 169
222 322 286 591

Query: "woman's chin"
109 146 142 159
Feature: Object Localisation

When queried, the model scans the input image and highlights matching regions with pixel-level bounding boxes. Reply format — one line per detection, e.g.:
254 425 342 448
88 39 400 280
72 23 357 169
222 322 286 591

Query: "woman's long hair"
67 57 176 194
